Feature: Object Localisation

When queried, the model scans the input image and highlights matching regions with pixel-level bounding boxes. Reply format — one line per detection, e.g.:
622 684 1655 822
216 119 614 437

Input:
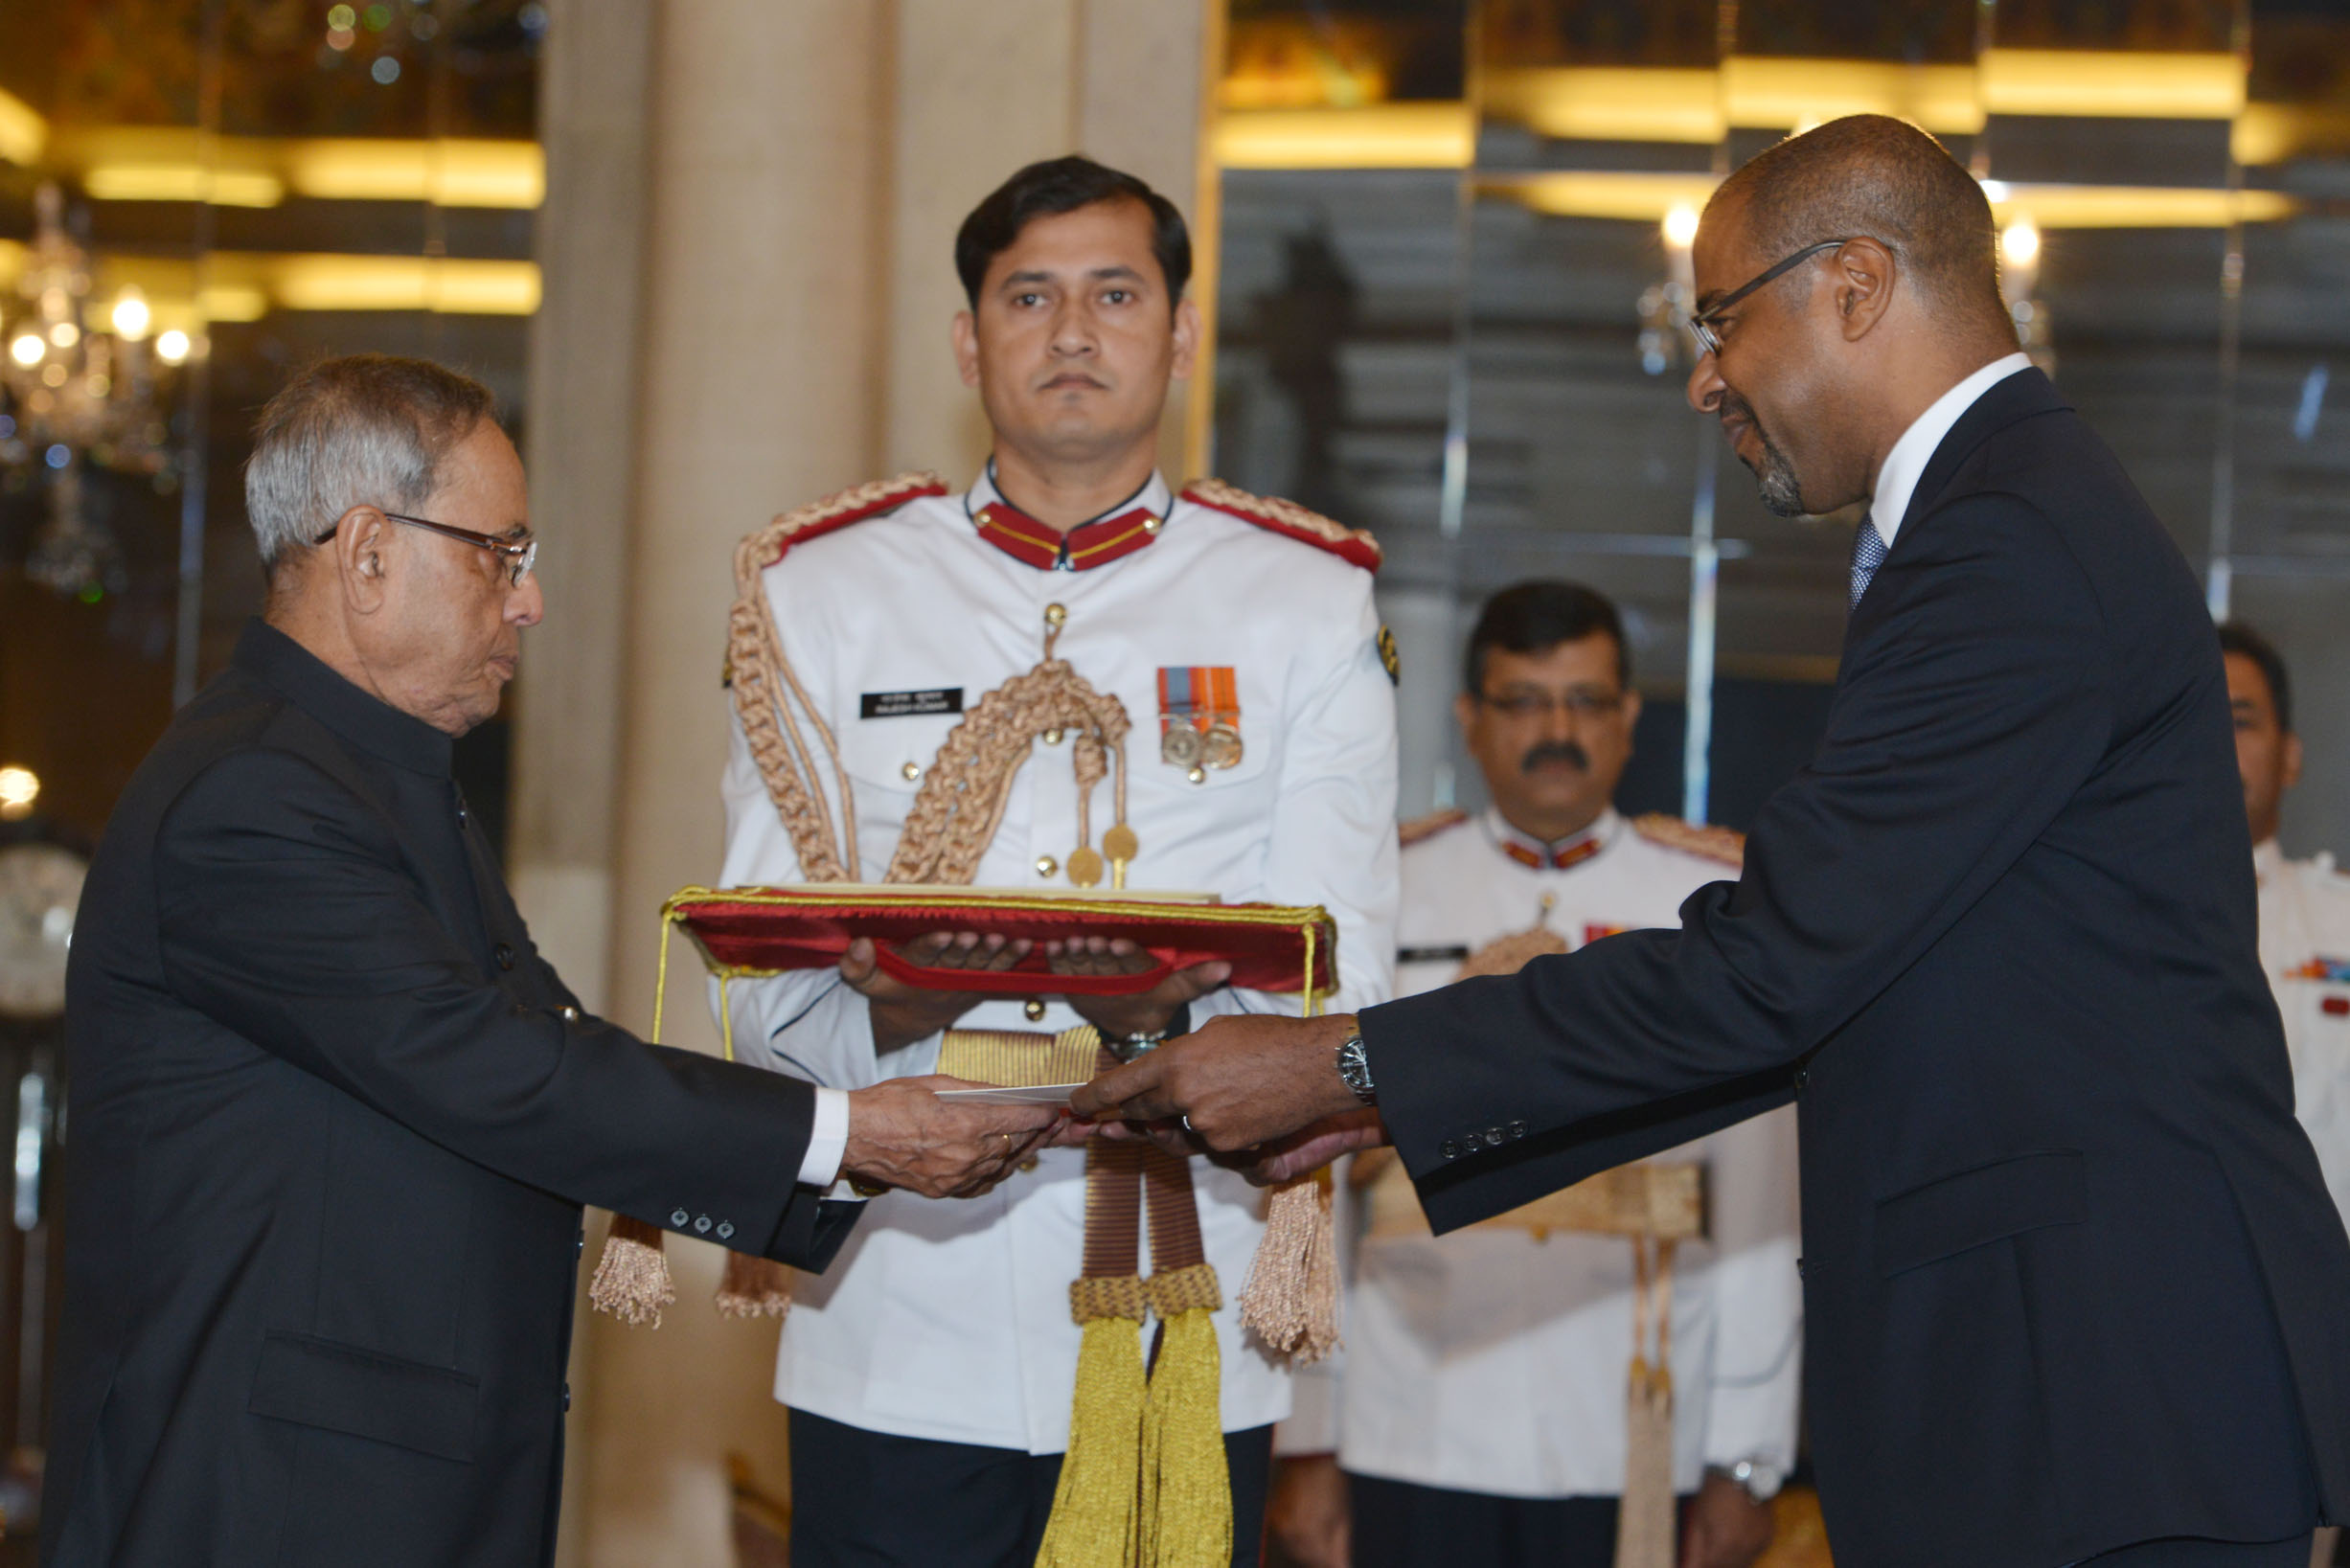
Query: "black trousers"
788 1406 1275 1568
1345 1470 1622 1568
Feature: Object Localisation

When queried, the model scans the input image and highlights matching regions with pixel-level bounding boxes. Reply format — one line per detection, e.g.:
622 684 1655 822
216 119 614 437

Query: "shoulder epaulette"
1631 812 1745 869
1180 478 1380 572
1399 807 1469 848
741 471 947 573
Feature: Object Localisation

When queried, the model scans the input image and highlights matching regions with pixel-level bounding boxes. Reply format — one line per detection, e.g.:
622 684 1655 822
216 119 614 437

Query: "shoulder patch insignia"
1399 807 1470 848
1378 624 1400 685
739 470 947 575
1181 478 1381 572
1631 812 1745 869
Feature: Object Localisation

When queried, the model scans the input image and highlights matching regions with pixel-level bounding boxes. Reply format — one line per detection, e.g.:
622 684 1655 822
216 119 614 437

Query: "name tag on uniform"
1397 944 1472 965
861 688 964 719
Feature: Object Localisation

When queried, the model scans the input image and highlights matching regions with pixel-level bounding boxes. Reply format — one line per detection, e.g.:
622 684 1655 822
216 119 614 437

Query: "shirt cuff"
797 1086 850 1189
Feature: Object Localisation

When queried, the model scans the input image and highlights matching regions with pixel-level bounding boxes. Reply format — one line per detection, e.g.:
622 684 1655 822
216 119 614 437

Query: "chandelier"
1 183 190 601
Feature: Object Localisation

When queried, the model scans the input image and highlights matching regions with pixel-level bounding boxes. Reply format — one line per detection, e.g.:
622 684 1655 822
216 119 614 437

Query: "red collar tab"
974 499 1164 572
1180 478 1381 572
1500 830 1606 872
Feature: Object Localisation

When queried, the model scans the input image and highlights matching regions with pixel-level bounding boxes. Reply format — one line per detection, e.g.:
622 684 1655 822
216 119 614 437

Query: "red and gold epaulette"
1180 478 1381 572
1631 813 1745 869
743 471 947 572
1398 807 1470 848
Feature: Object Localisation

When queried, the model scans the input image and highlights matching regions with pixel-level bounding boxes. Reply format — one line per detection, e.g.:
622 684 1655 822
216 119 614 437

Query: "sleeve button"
716 1221 735 1240
693 1216 713 1234
670 1208 690 1227
1507 1120 1528 1139
1438 1140 1460 1160
1483 1127 1506 1147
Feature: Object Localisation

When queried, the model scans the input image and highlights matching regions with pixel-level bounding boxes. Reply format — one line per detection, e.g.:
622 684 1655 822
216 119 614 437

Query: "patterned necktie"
1849 513 1887 610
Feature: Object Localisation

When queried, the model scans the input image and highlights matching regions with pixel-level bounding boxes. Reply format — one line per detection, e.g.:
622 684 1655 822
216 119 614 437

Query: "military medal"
1157 666 1243 772
1201 721 1243 770
1161 723 1203 766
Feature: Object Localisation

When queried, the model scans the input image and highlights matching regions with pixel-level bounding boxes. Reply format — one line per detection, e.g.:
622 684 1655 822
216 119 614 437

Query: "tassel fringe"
1612 1356 1677 1568
1036 1307 1149 1568
589 1214 677 1328
1140 1305 1230 1568
1237 1176 1340 1364
715 1250 795 1320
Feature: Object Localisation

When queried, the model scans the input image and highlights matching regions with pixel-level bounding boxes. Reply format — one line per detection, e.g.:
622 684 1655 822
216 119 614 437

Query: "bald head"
1708 115 2011 338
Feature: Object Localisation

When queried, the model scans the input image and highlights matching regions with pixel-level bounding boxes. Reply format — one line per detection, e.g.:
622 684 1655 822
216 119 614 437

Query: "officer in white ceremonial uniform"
717 156 1397 1568
1270 583 1798 1568
2224 625 2350 1221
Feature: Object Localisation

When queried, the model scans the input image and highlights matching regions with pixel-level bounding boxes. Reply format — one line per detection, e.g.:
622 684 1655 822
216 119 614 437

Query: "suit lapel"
1896 366 2069 538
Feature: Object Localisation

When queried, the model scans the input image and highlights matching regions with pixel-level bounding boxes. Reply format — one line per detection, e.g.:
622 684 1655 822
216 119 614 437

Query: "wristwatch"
1335 1031 1376 1104
1107 1002 1190 1063
1708 1457 1785 1503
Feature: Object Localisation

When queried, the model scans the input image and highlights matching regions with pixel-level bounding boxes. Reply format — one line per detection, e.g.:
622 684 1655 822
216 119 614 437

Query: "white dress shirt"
718 467 1400 1453
1326 809 1803 1499
2255 838 2350 1223
1871 351 2034 544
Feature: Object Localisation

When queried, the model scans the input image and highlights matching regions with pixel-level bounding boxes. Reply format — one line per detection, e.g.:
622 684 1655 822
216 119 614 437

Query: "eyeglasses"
1687 238 1853 357
1478 690 1627 721
315 511 538 587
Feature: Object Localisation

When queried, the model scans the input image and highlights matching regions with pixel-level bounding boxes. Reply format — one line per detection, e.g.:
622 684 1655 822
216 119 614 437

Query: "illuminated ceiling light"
46 322 79 349
80 164 285 208
110 289 150 341
1980 50 2243 121
154 330 191 365
2001 218 2042 268
8 334 42 368
1661 204 1700 250
0 766 38 821
0 90 44 167
1214 104 1473 170
280 138 544 208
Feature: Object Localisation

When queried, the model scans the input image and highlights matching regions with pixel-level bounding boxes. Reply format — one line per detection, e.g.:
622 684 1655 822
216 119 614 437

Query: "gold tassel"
1613 1356 1677 1568
589 1214 677 1328
1141 1266 1231 1568
1237 1175 1340 1364
715 1249 794 1320
1037 1280 1150 1568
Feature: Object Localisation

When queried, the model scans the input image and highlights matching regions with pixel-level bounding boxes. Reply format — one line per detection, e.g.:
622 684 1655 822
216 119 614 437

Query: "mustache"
1717 385 1808 517
1520 739 1590 774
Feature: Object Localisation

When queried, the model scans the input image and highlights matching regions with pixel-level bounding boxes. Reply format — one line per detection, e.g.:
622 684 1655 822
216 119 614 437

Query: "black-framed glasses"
1687 238 1853 356
315 511 538 587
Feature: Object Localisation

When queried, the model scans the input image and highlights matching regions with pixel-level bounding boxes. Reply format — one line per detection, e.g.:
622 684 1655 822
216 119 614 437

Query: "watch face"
0 842 87 1021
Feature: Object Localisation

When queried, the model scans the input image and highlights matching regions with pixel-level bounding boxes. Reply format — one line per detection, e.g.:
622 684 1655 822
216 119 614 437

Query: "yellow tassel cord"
1037 1279 1151 1568
1612 1238 1677 1568
1140 1265 1231 1568
589 1213 677 1327
710 971 798 1320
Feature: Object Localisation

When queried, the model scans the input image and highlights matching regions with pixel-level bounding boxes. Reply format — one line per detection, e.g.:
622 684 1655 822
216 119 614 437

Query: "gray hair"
244 353 497 572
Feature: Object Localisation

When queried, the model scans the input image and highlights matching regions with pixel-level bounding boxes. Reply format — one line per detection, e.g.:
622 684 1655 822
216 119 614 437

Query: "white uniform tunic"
1335 808 1801 1499
2255 838 2350 1224
719 468 1399 1454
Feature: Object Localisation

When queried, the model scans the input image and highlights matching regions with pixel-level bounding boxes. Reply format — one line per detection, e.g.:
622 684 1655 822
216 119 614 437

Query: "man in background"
1269 582 1797 1568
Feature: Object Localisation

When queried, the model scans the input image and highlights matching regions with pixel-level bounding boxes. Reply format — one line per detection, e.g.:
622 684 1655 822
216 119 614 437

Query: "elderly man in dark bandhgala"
47 354 1059 1568
1078 117 2350 1567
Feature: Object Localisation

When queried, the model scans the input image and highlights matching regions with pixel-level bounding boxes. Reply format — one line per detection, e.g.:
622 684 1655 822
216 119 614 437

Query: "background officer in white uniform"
1269 582 1799 1568
2224 623 2350 1221
718 156 1398 1568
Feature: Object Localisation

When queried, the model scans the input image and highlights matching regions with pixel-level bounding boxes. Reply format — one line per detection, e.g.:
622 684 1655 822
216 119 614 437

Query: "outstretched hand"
839 1075 1061 1199
1042 936 1230 1040
1069 1011 1365 1151
840 932 1031 1053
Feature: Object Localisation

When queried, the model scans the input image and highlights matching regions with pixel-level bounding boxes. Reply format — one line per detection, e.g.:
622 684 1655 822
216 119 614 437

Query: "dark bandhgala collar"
1899 365 2071 537
233 619 455 778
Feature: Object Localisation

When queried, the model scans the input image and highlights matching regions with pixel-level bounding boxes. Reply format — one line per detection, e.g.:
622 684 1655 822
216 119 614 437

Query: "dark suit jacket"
47 622 858 1567
1367 369 2350 1566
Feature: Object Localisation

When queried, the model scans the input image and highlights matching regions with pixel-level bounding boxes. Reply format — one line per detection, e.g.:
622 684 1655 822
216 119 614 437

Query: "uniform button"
1018 1156 1039 1173
576 1235 584 1258
1185 766 1206 784
494 942 516 970
1507 1120 1527 1139
1483 1127 1506 1147
1793 1067 1811 1090
559 1006 581 1022
693 1215 712 1234
901 761 921 782
670 1208 690 1227
562 1382 572 1413
1035 854 1058 878
1043 728 1064 745
1438 1139 1460 1160
1044 602 1067 628
1141 514 1161 534
1023 998 1047 1022
457 806 468 826
716 1220 735 1240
